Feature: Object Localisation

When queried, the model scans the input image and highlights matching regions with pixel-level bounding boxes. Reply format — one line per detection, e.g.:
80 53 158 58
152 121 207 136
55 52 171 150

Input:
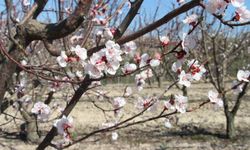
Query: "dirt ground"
0 81 250 150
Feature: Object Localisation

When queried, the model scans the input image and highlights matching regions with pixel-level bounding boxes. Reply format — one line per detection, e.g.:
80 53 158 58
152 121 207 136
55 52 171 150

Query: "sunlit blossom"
54 115 73 141
174 94 188 113
208 90 223 107
31 101 51 121
237 70 250 82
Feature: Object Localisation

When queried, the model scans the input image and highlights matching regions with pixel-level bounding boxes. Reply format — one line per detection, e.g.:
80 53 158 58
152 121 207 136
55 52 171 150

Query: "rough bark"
0 40 27 112
0 0 93 112
19 102 40 142
225 112 236 139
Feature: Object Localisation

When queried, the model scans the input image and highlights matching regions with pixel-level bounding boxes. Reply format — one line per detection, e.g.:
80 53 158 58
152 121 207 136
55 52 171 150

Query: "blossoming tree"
0 0 249 149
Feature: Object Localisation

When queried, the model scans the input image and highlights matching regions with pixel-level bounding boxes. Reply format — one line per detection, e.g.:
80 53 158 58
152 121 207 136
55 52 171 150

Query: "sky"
142 0 250 20
0 0 250 30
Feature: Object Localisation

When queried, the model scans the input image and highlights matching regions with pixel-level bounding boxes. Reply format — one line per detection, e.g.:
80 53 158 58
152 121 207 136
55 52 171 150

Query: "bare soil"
0 82 249 150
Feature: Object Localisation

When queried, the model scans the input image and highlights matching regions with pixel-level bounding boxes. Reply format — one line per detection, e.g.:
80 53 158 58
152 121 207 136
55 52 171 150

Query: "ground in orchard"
0 81 250 150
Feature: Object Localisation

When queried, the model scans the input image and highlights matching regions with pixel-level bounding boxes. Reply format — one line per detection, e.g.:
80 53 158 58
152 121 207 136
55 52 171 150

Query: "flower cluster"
172 59 206 87
54 115 73 142
237 70 250 82
31 101 51 121
113 97 126 116
85 40 122 78
122 63 137 74
231 70 250 95
135 68 153 91
159 36 170 47
22 0 30 7
138 53 161 68
164 94 188 113
183 14 198 26
123 41 137 57
205 0 250 23
208 90 223 107
57 45 87 68
136 97 153 110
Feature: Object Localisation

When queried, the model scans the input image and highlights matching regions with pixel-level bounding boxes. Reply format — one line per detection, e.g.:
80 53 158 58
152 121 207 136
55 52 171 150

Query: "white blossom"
175 94 188 113
231 0 245 8
183 14 198 25
103 28 114 39
135 97 152 110
85 41 122 78
139 53 150 68
149 59 160 67
159 36 170 46
85 63 103 79
177 0 185 4
111 132 118 140
178 71 192 87
22 0 30 6
164 119 172 128
236 6 250 23
187 59 206 81
75 70 83 78
124 86 133 97
56 51 68 67
31 101 51 121
123 41 137 57
205 0 228 14
122 63 137 74
171 61 182 73
54 115 73 136
113 97 126 108
208 90 223 107
70 45 87 61
164 100 175 111
237 70 250 82
135 69 153 91
21 60 27 66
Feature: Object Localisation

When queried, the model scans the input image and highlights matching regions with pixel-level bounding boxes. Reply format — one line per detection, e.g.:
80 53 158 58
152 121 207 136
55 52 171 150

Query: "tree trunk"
156 76 161 88
27 120 40 142
225 112 236 139
0 33 28 112
20 120 40 142
182 86 187 96
0 43 18 111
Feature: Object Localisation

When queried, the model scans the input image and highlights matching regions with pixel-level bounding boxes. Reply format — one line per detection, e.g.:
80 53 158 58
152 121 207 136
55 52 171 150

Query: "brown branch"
87 0 201 56
25 0 93 41
32 0 49 19
42 40 61 56
114 0 144 39
231 82 249 115
37 75 92 150
63 99 210 149
199 3 250 28
0 40 80 84
20 0 49 24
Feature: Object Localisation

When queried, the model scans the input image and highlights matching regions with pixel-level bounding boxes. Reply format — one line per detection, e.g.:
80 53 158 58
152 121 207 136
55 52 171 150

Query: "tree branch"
21 0 49 24
37 76 92 150
114 0 144 39
231 82 249 115
87 0 201 56
25 0 93 41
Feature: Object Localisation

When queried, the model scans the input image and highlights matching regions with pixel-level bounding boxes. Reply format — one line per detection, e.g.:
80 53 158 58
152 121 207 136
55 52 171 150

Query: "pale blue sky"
0 0 249 28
